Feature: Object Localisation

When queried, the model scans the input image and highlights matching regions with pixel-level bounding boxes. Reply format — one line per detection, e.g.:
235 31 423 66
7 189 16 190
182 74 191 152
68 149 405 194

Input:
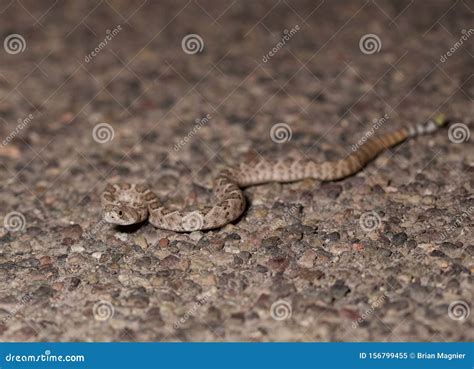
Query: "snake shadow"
113 220 148 233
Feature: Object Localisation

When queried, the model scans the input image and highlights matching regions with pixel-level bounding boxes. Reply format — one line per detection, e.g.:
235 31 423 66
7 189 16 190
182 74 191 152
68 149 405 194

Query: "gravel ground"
0 0 472 342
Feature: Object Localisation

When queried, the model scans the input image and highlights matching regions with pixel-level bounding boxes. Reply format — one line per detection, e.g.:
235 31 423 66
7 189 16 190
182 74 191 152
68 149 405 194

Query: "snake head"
103 204 147 225
101 183 149 225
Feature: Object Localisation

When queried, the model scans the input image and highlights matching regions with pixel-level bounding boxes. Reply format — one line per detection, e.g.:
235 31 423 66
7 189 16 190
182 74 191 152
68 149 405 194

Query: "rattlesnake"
102 114 447 232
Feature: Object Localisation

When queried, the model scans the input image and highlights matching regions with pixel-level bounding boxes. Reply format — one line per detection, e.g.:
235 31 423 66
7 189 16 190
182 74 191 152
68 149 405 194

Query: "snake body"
102 115 447 232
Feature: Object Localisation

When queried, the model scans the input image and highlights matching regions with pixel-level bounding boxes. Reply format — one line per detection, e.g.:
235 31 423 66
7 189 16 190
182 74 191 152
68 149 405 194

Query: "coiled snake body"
102 115 447 232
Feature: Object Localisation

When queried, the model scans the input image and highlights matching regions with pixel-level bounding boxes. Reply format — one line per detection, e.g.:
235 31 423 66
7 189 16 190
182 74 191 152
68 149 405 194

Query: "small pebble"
331 280 351 299
158 238 169 248
71 245 85 253
325 232 340 242
134 235 148 250
297 250 316 268
430 250 446 257
392 232 407 246
189 232 203 242
321 183 343 199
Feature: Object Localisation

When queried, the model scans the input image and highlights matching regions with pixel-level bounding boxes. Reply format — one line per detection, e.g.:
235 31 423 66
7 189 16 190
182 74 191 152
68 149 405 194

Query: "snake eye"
118 211 123 216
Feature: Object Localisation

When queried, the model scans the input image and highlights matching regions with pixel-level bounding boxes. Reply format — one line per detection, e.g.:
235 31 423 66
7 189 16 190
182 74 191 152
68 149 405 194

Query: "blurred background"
0 1 472 341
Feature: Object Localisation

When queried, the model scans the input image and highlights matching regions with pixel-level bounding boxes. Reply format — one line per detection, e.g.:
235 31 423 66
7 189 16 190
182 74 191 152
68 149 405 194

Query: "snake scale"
102 114 447 232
